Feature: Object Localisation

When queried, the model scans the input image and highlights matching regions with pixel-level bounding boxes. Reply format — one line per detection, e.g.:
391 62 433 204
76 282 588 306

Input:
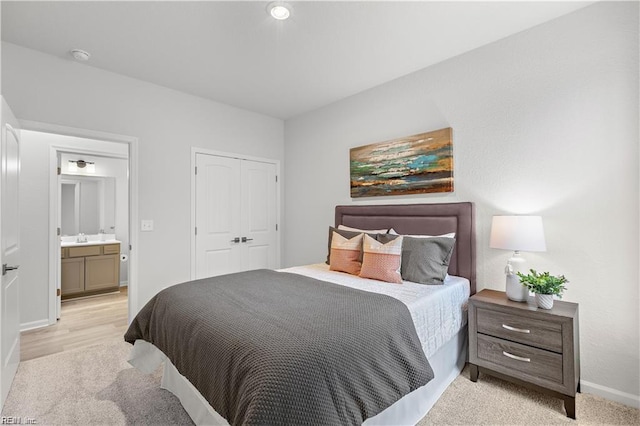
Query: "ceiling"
1 1 593 119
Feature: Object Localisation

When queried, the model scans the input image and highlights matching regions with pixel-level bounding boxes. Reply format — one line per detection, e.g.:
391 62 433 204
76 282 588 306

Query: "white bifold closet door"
195 153 277 279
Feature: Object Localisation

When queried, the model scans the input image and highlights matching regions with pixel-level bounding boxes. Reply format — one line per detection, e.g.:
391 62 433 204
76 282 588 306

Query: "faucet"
76 233 88 243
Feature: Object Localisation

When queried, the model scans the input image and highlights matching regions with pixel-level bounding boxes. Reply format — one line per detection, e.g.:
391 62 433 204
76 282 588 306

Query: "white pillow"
388 228 455 238
338 225 389 234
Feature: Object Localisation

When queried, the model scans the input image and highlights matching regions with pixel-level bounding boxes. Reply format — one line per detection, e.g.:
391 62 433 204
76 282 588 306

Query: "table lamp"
489 215 546 302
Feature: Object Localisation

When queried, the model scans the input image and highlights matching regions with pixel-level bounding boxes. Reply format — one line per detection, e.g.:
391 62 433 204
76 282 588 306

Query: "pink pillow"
329 232 363 275
359 234 403 284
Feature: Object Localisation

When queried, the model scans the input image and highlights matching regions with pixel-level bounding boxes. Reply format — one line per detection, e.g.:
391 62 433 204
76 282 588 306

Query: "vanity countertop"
61 239 121 248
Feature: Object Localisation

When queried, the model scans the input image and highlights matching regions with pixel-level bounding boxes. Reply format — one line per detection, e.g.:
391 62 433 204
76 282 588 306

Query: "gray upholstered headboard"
335 202 476 294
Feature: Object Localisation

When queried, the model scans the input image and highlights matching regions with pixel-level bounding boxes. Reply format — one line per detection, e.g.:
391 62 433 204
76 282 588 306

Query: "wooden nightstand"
468 289 580 419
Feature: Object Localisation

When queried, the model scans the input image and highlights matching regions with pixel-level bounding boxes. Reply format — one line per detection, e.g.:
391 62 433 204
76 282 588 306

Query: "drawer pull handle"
503 351 531 363
502 324 530 334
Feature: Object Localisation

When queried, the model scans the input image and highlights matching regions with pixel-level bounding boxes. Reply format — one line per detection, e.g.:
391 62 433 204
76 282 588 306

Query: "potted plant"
516 269 568 309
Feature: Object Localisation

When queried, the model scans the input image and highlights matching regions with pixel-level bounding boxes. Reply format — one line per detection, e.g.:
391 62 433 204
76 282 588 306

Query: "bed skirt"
128 327 468 425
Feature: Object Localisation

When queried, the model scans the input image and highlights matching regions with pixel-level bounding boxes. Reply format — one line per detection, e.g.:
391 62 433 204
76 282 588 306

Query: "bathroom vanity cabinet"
61 242 120 299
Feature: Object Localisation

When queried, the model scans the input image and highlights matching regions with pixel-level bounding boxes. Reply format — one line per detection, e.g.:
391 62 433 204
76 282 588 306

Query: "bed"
126 202 476 425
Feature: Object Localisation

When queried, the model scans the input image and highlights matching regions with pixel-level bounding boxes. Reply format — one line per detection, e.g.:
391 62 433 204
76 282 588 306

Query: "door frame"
190 147 281 280
20 120 139 326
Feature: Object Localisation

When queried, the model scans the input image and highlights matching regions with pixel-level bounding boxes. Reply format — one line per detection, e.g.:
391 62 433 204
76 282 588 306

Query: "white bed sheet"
281 263 470 358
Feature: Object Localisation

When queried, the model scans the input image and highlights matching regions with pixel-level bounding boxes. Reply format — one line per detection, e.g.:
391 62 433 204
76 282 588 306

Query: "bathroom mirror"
61 176 116 236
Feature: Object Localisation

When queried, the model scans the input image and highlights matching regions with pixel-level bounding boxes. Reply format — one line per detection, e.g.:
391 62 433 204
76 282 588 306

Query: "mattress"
281 263 470 357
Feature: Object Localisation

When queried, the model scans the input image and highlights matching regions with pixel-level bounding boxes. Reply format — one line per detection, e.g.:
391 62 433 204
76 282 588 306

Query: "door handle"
2 264 19 276
241 237 253 243
230 237 240 243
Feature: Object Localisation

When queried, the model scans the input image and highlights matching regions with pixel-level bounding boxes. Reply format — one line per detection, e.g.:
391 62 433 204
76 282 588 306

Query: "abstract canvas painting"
350 128 453 198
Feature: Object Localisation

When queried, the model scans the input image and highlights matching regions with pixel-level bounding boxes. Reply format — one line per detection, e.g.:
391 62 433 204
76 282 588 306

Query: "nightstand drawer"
477 308 563 353
477 334 563 384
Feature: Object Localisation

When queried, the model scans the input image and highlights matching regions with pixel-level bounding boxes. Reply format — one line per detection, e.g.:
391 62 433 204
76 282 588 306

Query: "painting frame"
349 128 454 198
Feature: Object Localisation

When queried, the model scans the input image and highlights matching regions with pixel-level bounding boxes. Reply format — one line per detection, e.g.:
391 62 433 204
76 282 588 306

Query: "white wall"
2 42 284 323
284 2 639 404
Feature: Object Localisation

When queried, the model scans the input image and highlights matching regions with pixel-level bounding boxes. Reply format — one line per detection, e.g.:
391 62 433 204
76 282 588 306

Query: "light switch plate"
141 220 154 232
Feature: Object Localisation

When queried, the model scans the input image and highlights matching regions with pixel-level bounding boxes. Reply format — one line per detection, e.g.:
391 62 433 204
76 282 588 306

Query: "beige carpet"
2 340 638 425
2 339 193 425
423 368 639 425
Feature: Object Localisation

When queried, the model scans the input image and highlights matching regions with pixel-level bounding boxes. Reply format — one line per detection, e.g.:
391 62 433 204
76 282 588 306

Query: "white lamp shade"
489 215 546 252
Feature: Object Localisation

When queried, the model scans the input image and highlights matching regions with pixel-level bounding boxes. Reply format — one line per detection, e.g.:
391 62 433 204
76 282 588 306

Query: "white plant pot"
535 293 554 309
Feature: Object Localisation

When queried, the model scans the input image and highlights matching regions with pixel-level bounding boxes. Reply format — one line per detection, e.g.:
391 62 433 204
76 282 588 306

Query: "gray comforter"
125 269 433 425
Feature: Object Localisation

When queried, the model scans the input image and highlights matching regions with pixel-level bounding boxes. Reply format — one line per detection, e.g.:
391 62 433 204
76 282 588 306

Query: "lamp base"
504 252 529 302
506 274 529 302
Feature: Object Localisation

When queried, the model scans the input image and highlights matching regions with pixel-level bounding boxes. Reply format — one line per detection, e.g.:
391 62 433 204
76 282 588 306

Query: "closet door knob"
241 237 253 243
230 237 240 243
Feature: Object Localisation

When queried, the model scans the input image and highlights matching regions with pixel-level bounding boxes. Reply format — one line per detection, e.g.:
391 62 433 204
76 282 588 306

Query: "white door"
195 154 242 279
240 160 277 271
56 153 62 319
0 98 21 409
195 154 277 279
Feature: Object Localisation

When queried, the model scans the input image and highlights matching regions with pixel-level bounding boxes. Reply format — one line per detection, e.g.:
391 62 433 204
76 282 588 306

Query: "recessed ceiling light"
267 2 291 20
70 49 91 61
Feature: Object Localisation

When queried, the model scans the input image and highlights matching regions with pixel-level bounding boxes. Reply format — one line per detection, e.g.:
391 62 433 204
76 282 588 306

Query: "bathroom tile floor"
20 287 128 361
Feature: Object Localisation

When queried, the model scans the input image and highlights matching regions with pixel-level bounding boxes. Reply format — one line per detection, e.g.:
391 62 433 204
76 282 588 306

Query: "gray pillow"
401 237 455 284
326 227 379 264
377 234 455 284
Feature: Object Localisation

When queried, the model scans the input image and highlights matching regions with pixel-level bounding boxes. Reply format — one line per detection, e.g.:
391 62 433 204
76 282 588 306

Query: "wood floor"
20 287 128 361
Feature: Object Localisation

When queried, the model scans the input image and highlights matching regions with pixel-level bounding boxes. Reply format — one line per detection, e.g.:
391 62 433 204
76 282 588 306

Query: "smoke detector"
70 49 91 62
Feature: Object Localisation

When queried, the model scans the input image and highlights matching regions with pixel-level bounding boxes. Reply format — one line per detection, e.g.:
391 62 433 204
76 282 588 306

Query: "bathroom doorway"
58 152 129 314
15 121 138 332
17 124 138 359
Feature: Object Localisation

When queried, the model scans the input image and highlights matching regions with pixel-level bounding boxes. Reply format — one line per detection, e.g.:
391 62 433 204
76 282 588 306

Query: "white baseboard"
20 319 51 332
120 281 128 287
581 380 640 408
